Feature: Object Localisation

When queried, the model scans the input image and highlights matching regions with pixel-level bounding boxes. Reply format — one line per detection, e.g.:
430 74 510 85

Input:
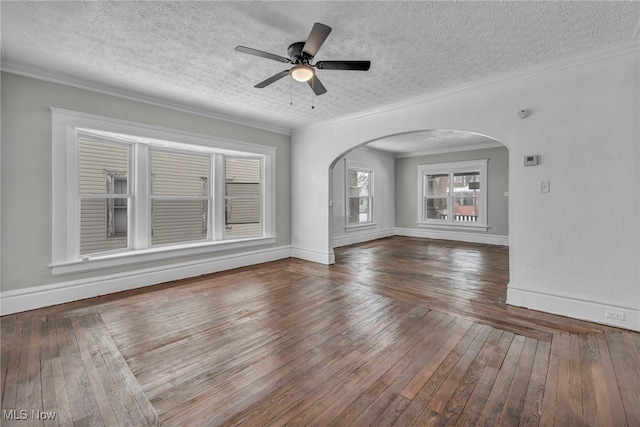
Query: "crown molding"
1 59 293 136
293 39 640 135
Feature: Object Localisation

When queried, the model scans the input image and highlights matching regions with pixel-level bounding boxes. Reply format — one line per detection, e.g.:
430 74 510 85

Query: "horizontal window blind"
225 158 261 238
78 138 129 255
150 150 210 246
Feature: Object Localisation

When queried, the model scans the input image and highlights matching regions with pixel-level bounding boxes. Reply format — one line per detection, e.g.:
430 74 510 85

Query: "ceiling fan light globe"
290 65 315 82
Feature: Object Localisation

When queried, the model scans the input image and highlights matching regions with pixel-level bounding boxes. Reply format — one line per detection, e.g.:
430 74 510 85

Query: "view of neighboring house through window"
75 133 266 258
418 159 487 228
347 167 373 225
150 150 211 246
225 157 261 238
78 138 130 255
106 172 127 238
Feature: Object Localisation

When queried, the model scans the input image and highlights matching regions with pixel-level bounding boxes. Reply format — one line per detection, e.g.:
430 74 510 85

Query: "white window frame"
417 159 488 230
345 161 375 230
223 156 263 239
51 108 277 275
147 147 213 245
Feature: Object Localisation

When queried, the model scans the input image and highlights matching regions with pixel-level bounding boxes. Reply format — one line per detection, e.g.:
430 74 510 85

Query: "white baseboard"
507 285 640 332
394 227 509 246
1 245 292 316
333 228 395 248
290 246 335 265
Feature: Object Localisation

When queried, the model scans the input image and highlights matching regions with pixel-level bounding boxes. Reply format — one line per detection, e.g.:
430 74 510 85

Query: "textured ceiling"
2 1 639 136
367 130 501 156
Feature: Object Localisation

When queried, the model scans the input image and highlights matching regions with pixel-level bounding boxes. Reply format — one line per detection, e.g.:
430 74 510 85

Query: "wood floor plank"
347 314 471 426
39 317 59 427
424 324 494 415
0 316 16 407
169 296 406 426
88 314 162 427
1 316 24 417
437 328 504 425
391 323 483 426
552 333 584 426
474 334 526 426
47 317 72 427
306 311 455 427
579 333 599 426
73 316 119 427
455 331 514 427
221 304 425 427
594 331 628 426
262 308 440 427
14 317 33 426
606 331 640 426
518 339 551 427
498 336 538 426
399 316 474 401
539 333 564 426
155 293 396 420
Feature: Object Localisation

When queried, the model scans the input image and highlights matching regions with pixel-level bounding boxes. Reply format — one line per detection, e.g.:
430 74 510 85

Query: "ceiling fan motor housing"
287 42 311 64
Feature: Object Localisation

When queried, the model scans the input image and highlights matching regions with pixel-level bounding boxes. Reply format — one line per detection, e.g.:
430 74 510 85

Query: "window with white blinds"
225 158 261 239
78 138 130 256
150 150 211 246
77 140 266 256
53 109 276 272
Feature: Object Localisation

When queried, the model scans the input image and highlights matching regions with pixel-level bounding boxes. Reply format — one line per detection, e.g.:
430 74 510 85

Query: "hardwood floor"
2 237 639 426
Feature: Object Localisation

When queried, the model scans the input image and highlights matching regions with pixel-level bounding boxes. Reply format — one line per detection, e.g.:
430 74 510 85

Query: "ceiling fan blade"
235 46 291 63
307 75 328 96
315 60 371 71
302 23 332 58
255 70 290 88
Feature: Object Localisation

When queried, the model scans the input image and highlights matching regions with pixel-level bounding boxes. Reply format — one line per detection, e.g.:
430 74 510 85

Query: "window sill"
344 223 377 232
50 236 277 275
417 222 489 231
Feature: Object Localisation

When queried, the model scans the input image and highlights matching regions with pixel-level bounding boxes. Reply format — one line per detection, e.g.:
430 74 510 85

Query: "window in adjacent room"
346 167 373 225
418 159 488 229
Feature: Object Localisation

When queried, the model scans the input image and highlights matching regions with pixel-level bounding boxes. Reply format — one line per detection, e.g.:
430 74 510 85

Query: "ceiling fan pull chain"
290 77 293 106
311 78 315 109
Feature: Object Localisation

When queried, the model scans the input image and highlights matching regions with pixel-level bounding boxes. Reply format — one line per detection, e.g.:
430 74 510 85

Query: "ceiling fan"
235 22 371 95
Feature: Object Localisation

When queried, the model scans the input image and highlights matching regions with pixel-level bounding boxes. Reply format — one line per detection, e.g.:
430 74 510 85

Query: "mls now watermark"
3 409 57 421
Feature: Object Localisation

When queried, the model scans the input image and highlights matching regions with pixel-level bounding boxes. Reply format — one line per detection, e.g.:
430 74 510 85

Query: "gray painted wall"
1 72 291 292
395 146 509 236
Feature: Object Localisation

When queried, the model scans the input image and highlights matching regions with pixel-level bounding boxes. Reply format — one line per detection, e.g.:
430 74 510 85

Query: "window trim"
224 156 264 239
417 159 489 230
51 108 277 275
345 162 375 229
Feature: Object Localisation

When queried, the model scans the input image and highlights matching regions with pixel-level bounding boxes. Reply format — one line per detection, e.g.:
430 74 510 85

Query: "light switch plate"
539 181 550 193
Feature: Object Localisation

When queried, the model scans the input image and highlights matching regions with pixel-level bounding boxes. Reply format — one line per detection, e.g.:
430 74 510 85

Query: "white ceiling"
366 130 502 156
2 1 639 142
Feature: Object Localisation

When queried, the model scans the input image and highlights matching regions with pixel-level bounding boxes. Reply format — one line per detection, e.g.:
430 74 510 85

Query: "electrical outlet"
605 310 625 321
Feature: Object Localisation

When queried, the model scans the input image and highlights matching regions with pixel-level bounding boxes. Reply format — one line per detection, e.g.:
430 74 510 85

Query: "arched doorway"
328 129 509 263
